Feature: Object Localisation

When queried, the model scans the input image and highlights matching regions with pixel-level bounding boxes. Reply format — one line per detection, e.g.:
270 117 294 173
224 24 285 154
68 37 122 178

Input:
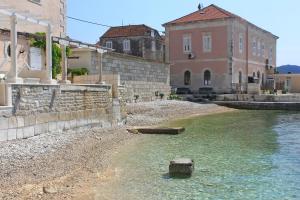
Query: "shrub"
134 95 139 103
282 89 288 94
159 93 165 100
168 93 182 100
67 68 89 78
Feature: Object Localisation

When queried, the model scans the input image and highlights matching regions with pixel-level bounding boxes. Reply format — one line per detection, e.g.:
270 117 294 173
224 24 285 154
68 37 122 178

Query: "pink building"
163 4 279 93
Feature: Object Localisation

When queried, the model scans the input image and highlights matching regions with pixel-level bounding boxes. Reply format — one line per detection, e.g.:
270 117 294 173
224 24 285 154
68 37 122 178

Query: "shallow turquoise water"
96 111 300 200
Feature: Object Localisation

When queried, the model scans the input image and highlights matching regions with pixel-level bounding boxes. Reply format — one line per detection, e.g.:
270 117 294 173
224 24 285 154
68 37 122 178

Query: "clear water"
95 111 300 200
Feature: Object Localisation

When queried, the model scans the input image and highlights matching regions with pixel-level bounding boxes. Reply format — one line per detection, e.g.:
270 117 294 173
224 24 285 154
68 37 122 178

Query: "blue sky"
68 0 300 66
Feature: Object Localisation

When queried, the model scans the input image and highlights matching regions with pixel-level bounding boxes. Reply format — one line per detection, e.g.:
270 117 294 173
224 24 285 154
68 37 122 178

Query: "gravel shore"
0 101 233 199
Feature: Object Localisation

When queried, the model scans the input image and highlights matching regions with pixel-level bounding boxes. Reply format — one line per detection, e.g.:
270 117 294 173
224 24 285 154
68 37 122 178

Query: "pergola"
0 7 112 85
53 37 112 84
0 7 53 83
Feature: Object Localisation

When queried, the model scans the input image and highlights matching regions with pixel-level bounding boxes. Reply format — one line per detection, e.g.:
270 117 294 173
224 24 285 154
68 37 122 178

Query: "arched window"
239 71 242 84
7 44 11 57
257 71 260 79
253 72 256 77
204 70 211 86
184 71 191 85
4 43 11 58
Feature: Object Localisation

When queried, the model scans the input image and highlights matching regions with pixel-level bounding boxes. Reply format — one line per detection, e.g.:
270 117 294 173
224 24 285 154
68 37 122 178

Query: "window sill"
28 0 42 6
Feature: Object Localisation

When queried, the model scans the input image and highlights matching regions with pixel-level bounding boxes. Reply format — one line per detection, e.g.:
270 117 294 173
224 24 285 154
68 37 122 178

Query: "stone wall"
102 52 170 102
0 84 123 142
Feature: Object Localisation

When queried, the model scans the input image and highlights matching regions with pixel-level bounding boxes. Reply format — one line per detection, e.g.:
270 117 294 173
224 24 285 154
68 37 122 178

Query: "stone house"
0 0 67 37
0 0 67 87
275 73 300 93
98 25 165 62
163 4 278 93
0 29 49 85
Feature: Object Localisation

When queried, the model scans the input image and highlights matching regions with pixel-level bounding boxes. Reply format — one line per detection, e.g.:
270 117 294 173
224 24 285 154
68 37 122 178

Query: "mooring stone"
169 158 194 177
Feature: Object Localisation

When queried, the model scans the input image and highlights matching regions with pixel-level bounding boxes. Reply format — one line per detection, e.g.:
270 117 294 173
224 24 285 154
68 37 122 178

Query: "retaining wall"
0 84 124 142
102 52 171 102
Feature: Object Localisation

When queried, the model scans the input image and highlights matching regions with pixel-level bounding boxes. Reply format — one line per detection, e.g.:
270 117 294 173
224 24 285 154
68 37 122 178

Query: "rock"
43 186 57 194
169 158 194 177
127 129 139 134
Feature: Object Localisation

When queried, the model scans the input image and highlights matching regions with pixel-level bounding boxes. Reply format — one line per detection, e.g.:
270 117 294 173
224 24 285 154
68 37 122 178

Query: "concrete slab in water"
131 127 185 135
169 158 194 177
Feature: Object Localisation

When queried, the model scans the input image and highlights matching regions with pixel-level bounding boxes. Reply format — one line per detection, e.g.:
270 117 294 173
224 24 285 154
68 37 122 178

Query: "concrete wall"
275 74 300 93
0 84 125 142
69 51 171 102
0 0 66 37
68 49 99 74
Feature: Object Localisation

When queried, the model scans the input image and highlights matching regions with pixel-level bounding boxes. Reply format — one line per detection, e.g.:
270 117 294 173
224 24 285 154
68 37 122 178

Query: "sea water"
95 111 300 200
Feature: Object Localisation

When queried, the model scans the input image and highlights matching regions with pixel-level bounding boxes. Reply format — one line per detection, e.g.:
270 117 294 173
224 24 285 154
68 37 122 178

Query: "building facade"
98 25 165 62
0 0 67 82
0 0 67 37
164 4 278 93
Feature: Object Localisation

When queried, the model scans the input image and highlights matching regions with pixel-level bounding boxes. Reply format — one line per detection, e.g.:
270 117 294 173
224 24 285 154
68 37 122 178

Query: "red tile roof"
164 4 237 25
101 24 154 38
163 4 278 39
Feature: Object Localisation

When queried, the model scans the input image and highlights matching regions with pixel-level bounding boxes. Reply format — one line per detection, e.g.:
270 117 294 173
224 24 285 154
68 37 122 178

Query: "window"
151 30 155 38
261 42 265 57
203 34 212 52
28 0 41 4
30 47 42 70
269 47 273 64
123 40 130 51
204 70 211 86
184 71 191 86
238 71 242 84
239 34 244 53
151 41 156 52
106 41 112 49
257 71 260 79
5 43 11 58
257 41 261 56
252 38 257 56
183 35 192 53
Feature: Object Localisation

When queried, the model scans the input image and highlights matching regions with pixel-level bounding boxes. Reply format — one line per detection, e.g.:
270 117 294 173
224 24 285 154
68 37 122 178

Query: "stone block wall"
102 52 171 102
0 84 119 142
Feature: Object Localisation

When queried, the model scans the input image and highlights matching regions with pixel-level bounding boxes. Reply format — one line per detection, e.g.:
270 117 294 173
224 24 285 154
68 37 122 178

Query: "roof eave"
163 17 233 27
